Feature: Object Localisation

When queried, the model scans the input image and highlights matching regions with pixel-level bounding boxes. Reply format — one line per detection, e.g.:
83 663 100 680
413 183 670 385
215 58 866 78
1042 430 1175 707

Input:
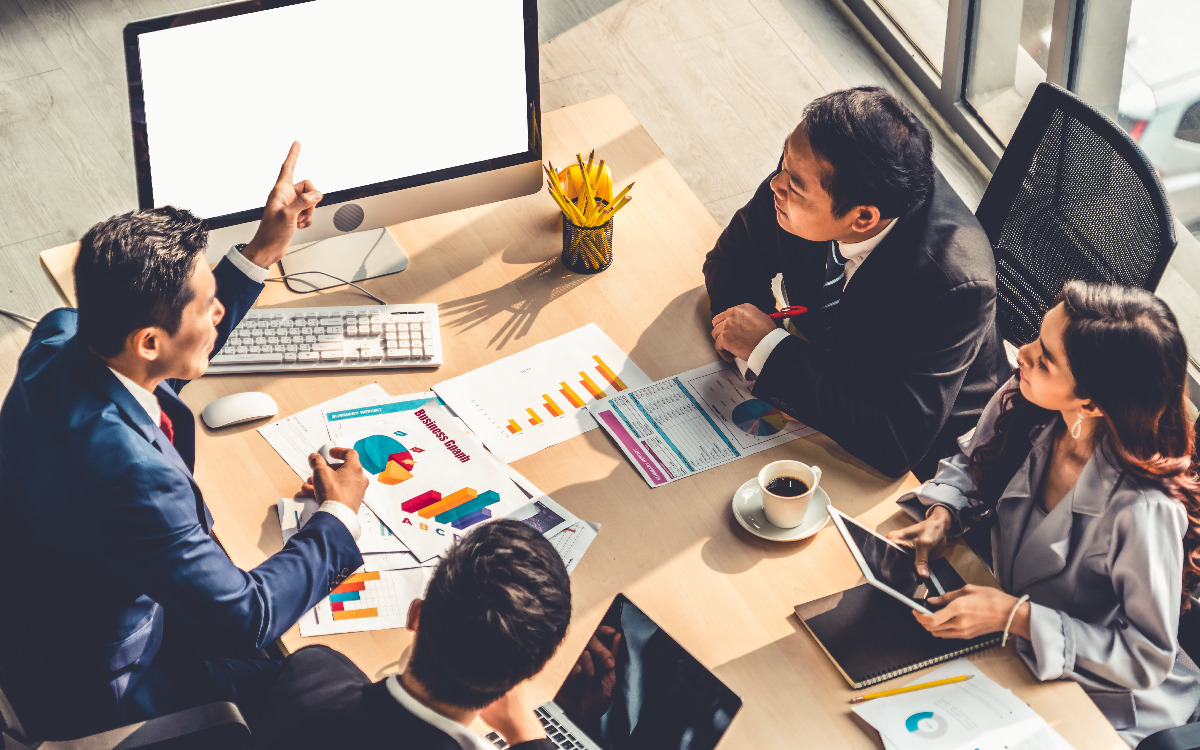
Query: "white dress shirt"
385 675 497 750
743 217 900 379
105 246 360 539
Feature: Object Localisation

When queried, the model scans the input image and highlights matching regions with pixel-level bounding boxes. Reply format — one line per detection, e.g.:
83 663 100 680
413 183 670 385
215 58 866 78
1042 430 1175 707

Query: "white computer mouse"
201 391 278 429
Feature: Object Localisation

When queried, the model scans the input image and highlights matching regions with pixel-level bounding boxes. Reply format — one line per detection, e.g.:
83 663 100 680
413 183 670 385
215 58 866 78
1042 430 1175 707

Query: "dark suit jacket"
0 257 363 738
251 645 555 750
704 172 1008 478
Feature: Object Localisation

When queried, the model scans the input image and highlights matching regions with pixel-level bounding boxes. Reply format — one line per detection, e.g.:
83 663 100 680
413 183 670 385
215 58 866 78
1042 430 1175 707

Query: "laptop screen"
552 594 742 750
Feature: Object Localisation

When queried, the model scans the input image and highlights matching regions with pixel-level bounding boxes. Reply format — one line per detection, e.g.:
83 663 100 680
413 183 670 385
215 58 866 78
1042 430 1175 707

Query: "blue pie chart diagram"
731 399 789 436
354 434 407 475
904 711 949 739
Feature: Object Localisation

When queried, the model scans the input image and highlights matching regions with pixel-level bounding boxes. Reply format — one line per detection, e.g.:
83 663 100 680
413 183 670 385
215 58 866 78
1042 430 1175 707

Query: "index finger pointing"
277 141 301 183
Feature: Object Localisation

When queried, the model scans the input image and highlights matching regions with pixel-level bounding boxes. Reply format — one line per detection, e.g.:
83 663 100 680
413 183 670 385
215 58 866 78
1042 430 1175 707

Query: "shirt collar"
107 367 161 425
839 216 899 283
384 675 495 750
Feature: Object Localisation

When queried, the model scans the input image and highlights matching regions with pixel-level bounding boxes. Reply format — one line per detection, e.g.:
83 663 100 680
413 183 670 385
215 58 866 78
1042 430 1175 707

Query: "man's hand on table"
711 303 776 362
240 141 323 269
301 447 367 514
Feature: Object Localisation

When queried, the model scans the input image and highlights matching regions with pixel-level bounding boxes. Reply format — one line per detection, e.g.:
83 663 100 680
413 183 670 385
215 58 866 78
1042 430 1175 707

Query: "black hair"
407 519 571 709
74 206 208 357
800 86 934 219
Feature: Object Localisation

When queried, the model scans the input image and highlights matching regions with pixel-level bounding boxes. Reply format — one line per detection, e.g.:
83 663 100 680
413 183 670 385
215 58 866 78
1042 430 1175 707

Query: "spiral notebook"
794 581 1001 689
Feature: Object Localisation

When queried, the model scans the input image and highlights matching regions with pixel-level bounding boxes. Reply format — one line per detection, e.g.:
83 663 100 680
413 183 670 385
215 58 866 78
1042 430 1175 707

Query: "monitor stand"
277 228 409 293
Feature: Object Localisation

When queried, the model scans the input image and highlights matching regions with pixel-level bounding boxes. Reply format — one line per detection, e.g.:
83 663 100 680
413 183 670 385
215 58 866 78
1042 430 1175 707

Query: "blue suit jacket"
0 257 363 737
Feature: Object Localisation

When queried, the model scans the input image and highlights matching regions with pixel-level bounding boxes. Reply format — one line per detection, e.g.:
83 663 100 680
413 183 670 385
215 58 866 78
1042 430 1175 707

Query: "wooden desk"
40 95 1122 748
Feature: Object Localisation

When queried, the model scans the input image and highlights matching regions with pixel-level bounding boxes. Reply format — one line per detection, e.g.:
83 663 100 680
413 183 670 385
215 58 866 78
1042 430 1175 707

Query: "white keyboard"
206 303 441 374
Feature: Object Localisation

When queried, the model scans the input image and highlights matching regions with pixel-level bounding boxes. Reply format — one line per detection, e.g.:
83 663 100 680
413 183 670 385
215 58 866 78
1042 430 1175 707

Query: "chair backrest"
975 82 1178 345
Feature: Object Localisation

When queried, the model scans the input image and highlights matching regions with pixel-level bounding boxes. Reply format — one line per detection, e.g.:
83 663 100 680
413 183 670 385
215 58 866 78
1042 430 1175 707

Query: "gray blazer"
899 379 1200 745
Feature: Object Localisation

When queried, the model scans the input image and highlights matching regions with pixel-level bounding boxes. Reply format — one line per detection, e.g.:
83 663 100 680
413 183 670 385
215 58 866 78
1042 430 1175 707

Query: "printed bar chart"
328 571 384 621
452 508 493 529
434 490 501 524
402 490 443 513
506 419 522 434
579 371 607 400
526 408 543 426
594 355 627 390
559 382 586 409
417 487 478 518
543 394 564 417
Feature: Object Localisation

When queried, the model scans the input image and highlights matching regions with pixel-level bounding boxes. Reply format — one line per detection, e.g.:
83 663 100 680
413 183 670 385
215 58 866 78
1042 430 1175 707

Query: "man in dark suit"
705 86 1007 479
0 143 368 738
251 519 572 750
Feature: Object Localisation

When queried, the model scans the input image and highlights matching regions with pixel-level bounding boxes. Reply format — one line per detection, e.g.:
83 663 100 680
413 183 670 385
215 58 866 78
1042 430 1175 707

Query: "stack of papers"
262 387 600 637
851 660 1073 750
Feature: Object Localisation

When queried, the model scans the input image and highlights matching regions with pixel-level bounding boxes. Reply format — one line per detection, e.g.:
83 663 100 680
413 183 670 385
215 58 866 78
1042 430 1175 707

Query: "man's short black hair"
800 86 934 219
408 519 571 709
74 206 208 357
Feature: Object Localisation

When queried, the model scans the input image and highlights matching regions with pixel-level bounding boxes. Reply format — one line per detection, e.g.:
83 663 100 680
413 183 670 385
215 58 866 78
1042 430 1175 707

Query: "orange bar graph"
559 382 586 409
526 408 543 426
345 571 381 584
507 419 522 434
542 394 564 417
331 581 366 594
594 355 627 391
418 488 478 518
579 371 607 400
332 608 379 621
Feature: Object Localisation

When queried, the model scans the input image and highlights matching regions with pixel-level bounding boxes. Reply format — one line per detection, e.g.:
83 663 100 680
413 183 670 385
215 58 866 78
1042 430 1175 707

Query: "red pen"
768 305 808 320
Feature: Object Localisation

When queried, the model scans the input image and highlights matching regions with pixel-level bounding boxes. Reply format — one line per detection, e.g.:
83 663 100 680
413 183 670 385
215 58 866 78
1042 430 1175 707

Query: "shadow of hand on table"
439 258 593 350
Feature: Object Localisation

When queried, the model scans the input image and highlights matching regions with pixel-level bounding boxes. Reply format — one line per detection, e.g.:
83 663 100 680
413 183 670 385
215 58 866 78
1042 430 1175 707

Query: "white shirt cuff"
316 501 362 540
746 327 791 379
224 245 271 284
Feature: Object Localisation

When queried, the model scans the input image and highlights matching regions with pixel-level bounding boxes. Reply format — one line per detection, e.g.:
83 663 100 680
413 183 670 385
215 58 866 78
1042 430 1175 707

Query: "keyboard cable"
264 271 388 306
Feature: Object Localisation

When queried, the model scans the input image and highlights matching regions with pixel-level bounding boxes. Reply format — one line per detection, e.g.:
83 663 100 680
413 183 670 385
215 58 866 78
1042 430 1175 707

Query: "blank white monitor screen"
130 0 532 225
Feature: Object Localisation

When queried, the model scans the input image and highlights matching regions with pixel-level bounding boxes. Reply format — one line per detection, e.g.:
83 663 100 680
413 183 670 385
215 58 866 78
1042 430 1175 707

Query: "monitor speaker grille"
332 203 365 232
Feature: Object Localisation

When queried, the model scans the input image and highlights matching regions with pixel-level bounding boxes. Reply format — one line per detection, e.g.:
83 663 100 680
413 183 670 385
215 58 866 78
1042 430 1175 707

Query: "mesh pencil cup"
561 214 614 274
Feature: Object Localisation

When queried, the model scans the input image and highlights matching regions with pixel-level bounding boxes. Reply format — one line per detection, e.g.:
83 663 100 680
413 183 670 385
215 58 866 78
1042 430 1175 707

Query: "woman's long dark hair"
968 280 1200 607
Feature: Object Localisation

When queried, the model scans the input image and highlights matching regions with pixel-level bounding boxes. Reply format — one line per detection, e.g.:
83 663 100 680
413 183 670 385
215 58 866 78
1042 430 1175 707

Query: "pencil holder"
561 214 613 274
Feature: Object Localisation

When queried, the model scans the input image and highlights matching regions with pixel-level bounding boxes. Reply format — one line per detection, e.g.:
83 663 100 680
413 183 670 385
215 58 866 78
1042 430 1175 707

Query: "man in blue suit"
0 143 367 738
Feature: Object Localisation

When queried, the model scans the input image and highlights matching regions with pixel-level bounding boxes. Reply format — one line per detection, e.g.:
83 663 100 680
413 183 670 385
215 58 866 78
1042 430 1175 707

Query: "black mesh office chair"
975 82 1178 346
0 664 250 750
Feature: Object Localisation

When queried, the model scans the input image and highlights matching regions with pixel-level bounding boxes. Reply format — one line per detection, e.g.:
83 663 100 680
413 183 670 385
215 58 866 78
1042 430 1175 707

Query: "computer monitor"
124 0 541 288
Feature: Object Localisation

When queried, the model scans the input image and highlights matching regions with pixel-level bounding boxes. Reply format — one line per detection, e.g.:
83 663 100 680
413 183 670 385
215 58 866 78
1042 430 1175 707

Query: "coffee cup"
757 460 821 529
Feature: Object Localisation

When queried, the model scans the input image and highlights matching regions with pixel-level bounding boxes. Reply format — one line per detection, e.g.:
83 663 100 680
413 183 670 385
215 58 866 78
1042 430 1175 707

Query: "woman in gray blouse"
890 280 1200 745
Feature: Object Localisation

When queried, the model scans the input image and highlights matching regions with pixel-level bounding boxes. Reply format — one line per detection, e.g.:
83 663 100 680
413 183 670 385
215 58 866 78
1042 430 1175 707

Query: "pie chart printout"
731 399 789 437
354 434 416 484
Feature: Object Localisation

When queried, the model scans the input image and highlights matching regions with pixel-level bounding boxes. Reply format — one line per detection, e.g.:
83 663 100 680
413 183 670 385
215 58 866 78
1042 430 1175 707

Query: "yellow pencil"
849 675 972 704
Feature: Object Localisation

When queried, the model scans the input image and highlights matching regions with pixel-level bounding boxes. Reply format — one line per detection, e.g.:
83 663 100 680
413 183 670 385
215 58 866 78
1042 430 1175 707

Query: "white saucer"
731 478 831 542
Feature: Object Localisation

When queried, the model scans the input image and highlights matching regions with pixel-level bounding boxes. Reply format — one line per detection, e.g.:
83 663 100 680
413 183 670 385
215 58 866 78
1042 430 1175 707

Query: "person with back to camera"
0 143 370 738
250 519 573 750
704 86 1007 481
888 280 1200 745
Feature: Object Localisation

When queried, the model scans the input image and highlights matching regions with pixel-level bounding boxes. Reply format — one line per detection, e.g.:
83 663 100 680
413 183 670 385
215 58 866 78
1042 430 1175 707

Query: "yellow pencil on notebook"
849 674 972 704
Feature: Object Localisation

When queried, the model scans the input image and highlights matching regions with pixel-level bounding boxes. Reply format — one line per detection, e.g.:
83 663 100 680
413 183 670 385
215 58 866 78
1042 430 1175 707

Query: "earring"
1071 411 1084 440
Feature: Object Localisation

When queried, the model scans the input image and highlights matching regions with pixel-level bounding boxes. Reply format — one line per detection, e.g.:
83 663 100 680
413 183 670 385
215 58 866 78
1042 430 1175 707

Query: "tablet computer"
828 506 962 615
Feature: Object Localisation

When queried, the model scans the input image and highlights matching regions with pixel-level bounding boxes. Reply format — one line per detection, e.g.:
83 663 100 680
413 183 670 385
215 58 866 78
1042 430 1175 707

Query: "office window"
963 0 1056 144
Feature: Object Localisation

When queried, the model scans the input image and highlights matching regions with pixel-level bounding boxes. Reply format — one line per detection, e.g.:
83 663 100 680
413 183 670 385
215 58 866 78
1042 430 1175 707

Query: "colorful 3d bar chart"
402 490 443 513
417 488 478 519
434 490 500 524
543 394 564 418
452 508 492 529
593 355 627 390
559 382 586 409
507 419 522 434
579 371 607 400
526 408 543 426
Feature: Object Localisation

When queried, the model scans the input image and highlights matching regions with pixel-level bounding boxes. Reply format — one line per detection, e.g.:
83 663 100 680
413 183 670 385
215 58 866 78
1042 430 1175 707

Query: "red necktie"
159 408 175 444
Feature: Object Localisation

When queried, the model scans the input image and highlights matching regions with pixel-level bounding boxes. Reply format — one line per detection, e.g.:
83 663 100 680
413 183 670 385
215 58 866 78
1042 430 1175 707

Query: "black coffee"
765 476 809 497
